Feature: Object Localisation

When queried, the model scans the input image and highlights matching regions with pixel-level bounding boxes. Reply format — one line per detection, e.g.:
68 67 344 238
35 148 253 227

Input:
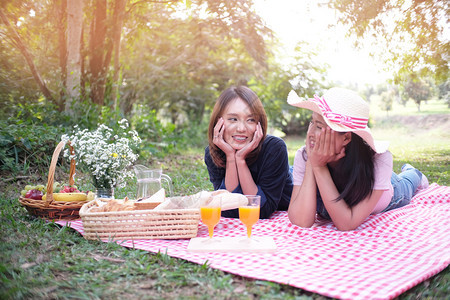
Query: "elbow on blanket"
288 212 314 228
334 221 360 231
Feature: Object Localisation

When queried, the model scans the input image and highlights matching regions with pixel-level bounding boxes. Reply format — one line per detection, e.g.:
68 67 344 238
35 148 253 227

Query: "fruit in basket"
86 191 95 201
42 192 88 202
35 184 45 191
24 189 43 200
52 182 62 193
60 185 80 193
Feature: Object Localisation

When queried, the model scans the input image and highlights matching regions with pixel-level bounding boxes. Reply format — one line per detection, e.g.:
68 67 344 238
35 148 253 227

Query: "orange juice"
200 206 221 238
239 206 260 237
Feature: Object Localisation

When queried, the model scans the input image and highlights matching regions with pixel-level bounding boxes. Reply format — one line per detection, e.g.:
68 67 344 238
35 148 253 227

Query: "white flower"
62 119 141 189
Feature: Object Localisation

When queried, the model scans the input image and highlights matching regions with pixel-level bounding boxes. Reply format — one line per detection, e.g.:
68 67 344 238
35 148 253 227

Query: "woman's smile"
233 135 248 142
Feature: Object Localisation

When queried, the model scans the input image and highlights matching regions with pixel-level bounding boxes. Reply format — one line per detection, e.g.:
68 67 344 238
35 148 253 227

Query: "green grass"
1 112 449 299
370 97 449 116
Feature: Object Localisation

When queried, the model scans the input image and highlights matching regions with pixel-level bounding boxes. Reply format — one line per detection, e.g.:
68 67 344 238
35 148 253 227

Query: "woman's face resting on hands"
307 112 350 155
220 97 258 151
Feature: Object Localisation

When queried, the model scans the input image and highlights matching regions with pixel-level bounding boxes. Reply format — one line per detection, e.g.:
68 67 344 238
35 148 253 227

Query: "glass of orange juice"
239 195 261 238
200 198 222 238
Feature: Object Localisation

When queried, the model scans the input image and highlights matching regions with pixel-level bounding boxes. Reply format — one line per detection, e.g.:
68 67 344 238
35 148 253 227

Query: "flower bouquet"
62 119 141 197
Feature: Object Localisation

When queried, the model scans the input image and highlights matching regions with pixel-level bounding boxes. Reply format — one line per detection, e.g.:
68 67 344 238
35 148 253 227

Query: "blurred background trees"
0 0 448 172
329 0 449 84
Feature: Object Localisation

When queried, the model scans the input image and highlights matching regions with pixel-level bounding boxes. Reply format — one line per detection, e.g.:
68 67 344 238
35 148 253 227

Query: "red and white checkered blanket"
58 183 450 300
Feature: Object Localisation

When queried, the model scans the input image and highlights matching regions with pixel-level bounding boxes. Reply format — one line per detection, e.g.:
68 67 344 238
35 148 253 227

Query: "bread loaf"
209 191 247 210
135 188 165 210
88 197 135 212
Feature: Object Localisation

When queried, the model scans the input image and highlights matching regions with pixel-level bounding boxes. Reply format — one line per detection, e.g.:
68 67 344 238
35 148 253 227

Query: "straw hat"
287 87 389 153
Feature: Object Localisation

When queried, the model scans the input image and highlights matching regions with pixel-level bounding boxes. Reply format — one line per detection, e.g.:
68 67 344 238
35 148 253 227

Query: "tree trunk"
0 9 55 103
89 0 107 106
112 0 127 110
57 0 67 112
65 0 84 112
80 25 86 99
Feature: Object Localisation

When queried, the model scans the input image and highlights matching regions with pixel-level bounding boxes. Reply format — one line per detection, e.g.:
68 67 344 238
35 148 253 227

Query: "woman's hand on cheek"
309 128 342 167
213 118 235 156
236 122 263 160
305 135 311 156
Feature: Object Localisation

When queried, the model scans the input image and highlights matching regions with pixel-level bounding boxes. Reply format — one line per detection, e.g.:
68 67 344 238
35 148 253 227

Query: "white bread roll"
209 192 248 211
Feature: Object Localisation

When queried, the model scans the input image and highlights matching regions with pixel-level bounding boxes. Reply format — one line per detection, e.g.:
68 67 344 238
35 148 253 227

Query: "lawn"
1 99 449 299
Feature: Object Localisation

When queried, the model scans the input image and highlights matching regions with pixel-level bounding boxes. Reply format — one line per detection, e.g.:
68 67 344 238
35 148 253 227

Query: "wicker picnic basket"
79 201 200 240
18 140 86 220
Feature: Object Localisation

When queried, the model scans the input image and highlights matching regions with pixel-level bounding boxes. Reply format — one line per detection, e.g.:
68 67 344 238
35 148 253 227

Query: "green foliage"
131 107 178 159
0 99 72 173
131 106 209 160
0 97 68 127
0 119 65 173
400 75 433 111
174 116 209 151
379 90 393 116
330 0 449 84
437 80 450 108
1 0 273 122
251 42 329 135
119 1 270 125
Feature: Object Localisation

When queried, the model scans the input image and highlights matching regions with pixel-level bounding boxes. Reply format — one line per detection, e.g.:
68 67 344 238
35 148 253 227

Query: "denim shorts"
382 169 422 212
316 168 423 219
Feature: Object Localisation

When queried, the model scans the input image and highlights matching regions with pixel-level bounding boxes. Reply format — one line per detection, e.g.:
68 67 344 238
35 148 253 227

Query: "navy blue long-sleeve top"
204 135 293 219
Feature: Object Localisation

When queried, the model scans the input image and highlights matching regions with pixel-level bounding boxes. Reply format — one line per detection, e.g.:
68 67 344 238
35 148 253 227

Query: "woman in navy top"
204 86 293 219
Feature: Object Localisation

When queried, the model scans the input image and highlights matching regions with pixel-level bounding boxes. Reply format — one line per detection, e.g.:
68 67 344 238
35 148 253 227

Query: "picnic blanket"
57 183 450 300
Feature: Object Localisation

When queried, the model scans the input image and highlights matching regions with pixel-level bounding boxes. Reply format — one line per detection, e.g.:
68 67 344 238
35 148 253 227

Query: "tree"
0 7 54 102
65 0 84 111
437 79 449 108
379 90 393 116
252 41 329 135
1 0 272 122
117 0 272 123
328 0 449 84
401 75 432 111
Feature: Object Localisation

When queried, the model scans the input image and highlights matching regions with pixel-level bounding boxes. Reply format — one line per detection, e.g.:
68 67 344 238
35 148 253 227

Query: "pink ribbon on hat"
312 95 368 129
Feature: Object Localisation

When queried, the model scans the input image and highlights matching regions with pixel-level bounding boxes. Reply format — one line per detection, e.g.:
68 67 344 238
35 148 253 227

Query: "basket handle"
44 140 76 206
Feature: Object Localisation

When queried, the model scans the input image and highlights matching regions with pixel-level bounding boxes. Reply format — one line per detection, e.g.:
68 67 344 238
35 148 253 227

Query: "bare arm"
310 127 381 231
313 165 383 230
288 158 318 227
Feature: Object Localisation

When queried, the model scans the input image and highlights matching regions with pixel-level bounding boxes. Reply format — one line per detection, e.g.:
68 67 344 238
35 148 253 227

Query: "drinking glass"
200 198 222 238
239 195 261 238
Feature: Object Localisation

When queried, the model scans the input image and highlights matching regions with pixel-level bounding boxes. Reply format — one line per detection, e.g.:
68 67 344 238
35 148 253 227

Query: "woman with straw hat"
287 87 428 231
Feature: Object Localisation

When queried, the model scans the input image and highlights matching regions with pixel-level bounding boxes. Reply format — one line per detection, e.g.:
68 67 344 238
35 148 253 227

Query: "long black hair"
329 133 376 208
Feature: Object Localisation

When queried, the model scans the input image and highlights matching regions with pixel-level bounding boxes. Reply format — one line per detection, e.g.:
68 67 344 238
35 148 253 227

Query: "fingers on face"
316 128 333 153
315 128 324 150
214 118 224 139
325 128 332 153
256 122 263 137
